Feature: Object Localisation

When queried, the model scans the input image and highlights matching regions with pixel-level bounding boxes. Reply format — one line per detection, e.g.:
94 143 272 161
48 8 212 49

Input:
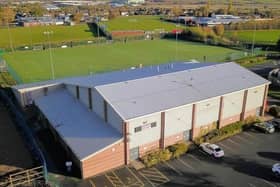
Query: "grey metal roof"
96 62 269 120
13 62 214 90
34 89 122 160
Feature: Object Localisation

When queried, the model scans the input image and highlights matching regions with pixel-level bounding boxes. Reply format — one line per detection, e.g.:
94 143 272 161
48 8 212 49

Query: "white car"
199 143 224 158
272 163 280 177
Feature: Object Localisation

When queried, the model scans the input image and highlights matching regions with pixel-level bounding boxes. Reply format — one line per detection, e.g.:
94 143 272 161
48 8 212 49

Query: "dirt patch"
0 102 33 176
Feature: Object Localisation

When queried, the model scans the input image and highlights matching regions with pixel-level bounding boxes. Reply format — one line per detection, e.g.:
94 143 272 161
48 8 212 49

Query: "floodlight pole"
44 31 55 80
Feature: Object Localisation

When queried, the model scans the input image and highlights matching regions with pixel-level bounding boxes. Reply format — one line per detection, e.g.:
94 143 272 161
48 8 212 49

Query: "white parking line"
177 158 195 170
227 139 240 146
248 183 257 187
261 179 278 187
243 132 256 139
234 135 253 144
89 179 96 187
218 142 236 153
188 154 203 164
163 162 184 176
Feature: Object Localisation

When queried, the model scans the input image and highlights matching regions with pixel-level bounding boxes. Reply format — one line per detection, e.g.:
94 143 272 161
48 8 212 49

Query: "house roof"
96 62 269 120
34 88 122 160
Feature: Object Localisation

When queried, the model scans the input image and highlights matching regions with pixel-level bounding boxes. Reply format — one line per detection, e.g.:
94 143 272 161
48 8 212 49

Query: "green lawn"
225 30 280 45
102 16 184 32
3 40 245 83
0 24 95 49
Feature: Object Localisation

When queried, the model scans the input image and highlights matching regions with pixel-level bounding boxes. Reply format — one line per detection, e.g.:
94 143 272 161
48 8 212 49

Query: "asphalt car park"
86 129 280 187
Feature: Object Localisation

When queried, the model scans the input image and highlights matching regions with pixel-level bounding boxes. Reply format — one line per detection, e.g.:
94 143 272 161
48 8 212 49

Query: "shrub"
269 105 280 117
169 142 189 158
159 149 172 162
141 141 190 167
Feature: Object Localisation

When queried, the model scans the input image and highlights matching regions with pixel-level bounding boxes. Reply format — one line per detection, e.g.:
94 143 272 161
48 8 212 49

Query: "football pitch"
4 40 245 83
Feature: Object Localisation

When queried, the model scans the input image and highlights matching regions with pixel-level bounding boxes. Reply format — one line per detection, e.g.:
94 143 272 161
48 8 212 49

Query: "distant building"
128 0 145 5
13 62 269 179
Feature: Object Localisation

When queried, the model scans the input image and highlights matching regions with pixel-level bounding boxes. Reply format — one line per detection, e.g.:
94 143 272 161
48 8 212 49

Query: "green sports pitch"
4 40 245 83
0 24 95 49
102 16 184 32
225 30 280 45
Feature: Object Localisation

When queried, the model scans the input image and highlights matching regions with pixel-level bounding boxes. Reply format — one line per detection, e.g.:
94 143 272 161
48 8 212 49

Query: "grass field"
3 39 245 83
103 16 184 32
0 24 95 49
225 30 280 45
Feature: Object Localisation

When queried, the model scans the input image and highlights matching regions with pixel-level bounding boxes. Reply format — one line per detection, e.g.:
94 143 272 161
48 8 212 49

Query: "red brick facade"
164 132 184 147
81 141 124 179
139 140 160 157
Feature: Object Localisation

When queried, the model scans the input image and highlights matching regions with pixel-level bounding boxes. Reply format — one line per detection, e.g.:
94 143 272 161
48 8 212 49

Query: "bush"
168 142 189 158
269 105 280 117
194 117 260 145
140 142 190 167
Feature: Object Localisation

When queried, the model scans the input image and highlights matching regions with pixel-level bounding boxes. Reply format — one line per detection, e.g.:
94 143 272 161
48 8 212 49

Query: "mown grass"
224 30 280 45
0 24 95 49
3 39 245 83
103 15 184 32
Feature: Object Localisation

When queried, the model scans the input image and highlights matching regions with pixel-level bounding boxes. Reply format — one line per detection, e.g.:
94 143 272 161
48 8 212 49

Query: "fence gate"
0 166 44 187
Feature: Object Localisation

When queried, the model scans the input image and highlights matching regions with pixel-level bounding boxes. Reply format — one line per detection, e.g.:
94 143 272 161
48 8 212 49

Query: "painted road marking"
139 167 169 187
163 162 183 176
234 135 253 144
89 179 96 187
188 154 203 164
178 158 195 170
218 142 235 153
248 183 257 187
261 179 278 187
243 132 257 139
125 166 144 187
227 139 240 146
105 171 125 187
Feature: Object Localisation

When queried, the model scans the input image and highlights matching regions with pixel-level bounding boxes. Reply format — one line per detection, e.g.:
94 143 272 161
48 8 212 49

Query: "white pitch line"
261 179 277 187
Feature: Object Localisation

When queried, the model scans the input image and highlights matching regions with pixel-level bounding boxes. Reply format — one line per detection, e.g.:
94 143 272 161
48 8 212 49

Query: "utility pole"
44 31 55 80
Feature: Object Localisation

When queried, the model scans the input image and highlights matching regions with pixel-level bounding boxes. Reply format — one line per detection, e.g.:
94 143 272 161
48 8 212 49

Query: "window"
134 126 142 133
151 122 157 128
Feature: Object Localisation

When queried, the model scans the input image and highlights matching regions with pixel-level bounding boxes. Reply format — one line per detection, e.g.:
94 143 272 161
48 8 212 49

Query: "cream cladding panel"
222 91 244 118
246 86 265 111
165 104 193 137
128 113 161 149
196 97 220 126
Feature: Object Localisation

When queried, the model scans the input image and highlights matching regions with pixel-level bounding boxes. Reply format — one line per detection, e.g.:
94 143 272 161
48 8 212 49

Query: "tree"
0 6 15 25
227 0 233 14
214 24 225 37
277 38 280 51
72 13 83 23
172 6 183 17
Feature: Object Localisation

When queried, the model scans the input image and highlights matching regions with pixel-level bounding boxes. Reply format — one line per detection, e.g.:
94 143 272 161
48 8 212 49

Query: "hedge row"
194 116 260 145
140 142 189 167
